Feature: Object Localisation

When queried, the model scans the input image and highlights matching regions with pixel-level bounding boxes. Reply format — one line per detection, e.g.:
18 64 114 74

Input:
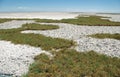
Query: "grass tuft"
36 19 60 23
0 18 12 23
60 16 120 26
89 33 120 40
22 23 59 30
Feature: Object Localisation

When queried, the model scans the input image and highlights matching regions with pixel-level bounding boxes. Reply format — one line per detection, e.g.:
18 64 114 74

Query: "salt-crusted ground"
0 12 119 21
0 12 79 20
0 40 48 76
0 20 34 29
22 23 120 57
96 14 120 22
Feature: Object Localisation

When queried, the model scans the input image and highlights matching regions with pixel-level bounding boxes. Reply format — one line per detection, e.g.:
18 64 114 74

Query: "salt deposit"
97 14 120 22
0 12 79 20
0 40 51 76
0 20 34 29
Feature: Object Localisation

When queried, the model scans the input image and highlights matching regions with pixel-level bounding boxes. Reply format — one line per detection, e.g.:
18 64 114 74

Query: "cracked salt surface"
22 23 120 57
75 37 120 57
0 41 51 77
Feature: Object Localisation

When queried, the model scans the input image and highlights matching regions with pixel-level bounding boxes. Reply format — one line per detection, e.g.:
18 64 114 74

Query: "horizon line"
0 11 120 14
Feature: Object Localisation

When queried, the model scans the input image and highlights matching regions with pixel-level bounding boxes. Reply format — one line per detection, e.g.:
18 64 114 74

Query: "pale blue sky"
0 0 120 13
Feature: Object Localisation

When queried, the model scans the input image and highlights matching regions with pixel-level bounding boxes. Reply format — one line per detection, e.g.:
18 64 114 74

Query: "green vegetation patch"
36 16 120 26
1 16 120 26
26 49 120 77
0 23 73 50
0 33 73 50
22 23 59 30
0 18 12 23
60 16 120 26
89 33 120 40
36 19 60 23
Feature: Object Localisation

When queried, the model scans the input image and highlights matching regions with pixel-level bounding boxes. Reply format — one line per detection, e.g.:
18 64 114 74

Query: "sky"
0 0 120 13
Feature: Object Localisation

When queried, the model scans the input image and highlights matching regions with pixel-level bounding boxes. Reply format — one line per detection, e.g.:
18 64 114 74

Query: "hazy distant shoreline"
0 12 80 20
0 12 120 21
0 11 120 15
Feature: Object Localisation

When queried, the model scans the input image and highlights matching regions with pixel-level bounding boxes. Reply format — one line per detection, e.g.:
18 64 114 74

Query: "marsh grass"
35 16 120 26
36 19 60 23
0 23 73 50
25 49 120 77
89 33 120 40
60 16 120 26
0 18 12 23
0 33 73 50
22 23 59 30
1 16 120 26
